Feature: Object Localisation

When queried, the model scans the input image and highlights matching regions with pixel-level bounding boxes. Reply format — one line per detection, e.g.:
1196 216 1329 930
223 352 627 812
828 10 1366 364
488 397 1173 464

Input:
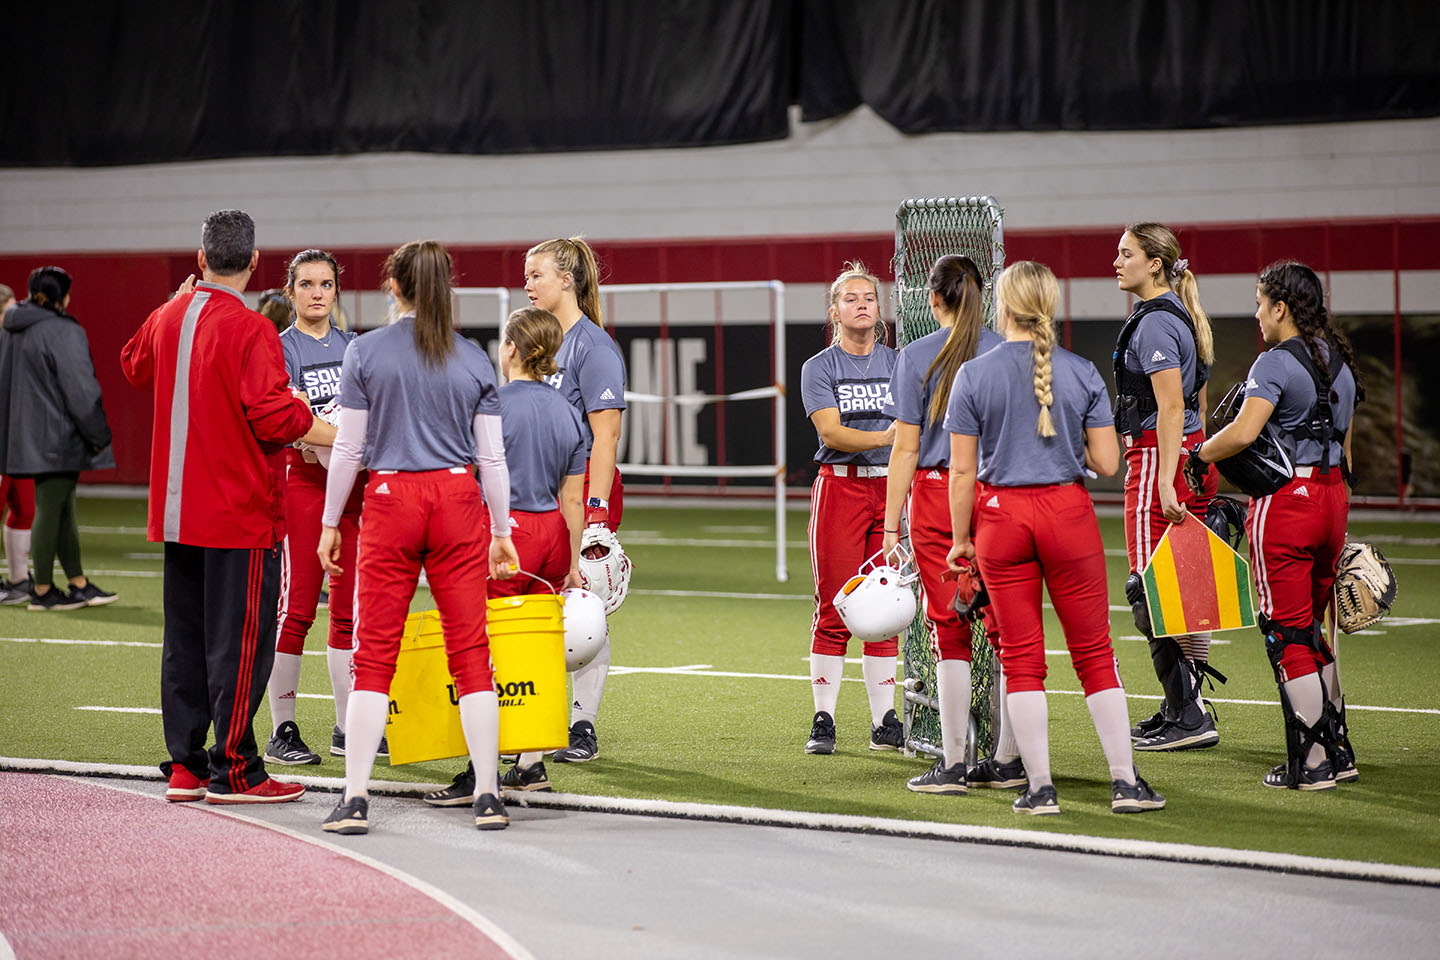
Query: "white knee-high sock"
518 750 543 768
936 659 972 770
1005 690 1051 789
1283 675 1328 767
1085 687 1136 783
570 637 610 727
343 690 389 800
993 671 1020 762
460 691 500 798
326 647 353 730
4 527 30 581
809 653 844 716
267 652 303 731
861 654 897 725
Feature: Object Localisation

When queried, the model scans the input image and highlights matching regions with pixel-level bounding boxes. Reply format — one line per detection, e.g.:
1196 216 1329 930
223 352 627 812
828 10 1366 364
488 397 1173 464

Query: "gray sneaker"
1112 772 1166 813
322 795 369 835
1013 784 1060 815
330 724 389 758
907 760 967 794
0 577 33 605
966 755 1028 789
552 721 598 763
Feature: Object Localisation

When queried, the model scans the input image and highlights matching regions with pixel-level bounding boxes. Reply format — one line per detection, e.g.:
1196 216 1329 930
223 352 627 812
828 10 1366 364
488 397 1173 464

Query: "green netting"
891 196 1005 763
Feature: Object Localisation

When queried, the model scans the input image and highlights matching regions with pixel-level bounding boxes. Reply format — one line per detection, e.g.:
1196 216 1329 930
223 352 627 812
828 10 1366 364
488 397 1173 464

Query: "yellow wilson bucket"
487 594 569 755
386 609 468 765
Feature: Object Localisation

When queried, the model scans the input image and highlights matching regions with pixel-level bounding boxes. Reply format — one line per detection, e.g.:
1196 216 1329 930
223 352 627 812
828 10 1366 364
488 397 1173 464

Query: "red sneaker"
204 777 306 804
166 767 208 802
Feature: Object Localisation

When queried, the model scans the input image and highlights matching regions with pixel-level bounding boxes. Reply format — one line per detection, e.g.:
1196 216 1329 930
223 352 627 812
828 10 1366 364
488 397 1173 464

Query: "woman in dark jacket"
0 266 118 610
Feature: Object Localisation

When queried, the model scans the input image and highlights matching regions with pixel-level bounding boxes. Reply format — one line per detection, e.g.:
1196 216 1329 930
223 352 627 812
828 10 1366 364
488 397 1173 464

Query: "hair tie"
1169 258 1189 280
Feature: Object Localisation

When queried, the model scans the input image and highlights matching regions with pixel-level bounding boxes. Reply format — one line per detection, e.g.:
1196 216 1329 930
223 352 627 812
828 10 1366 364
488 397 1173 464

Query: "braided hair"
995 261 1060 437
1258 260 1366 402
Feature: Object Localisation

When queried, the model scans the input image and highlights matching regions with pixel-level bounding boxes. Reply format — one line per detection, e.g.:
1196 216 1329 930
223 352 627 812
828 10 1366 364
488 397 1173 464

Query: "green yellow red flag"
1142 514 1256 637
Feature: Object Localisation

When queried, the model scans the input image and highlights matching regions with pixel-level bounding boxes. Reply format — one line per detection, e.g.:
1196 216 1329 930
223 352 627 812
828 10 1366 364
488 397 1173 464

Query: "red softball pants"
276 451 362 654
809 465 897 658
973 481 1122 695
352 468 493 696
1123 429 1216 572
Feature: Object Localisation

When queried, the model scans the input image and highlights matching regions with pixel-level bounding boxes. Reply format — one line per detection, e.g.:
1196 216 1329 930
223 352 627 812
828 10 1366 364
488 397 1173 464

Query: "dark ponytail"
385 241 455 368
1258 260 1366 402
922 255 985 426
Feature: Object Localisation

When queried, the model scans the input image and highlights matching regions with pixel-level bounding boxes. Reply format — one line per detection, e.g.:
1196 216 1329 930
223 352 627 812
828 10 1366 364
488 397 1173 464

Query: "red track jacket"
122 281 313 548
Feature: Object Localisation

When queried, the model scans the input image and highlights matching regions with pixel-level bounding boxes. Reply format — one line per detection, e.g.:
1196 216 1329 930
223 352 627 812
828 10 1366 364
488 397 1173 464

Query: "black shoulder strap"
1111 298 1206 439
1275 339 1343 473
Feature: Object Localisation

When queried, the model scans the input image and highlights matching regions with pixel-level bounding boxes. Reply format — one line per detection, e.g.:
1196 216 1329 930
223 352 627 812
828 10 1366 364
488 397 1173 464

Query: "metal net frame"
890 196 1005 764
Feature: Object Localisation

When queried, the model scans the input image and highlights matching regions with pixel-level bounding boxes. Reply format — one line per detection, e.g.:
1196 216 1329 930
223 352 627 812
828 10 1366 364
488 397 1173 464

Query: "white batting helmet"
561 588 608 670
833 544 918 643
578 526 632 615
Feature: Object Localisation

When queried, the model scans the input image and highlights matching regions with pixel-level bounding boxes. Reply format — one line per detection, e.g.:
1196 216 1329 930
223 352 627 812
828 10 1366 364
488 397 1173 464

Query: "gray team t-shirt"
337 317 502 471
280 322 356 413
1121 291 1203 434
885 326 1004 467
542 317 627 455
944 340 1114 486
500 379 588 512
1244 340 1355 467
801 343 897 467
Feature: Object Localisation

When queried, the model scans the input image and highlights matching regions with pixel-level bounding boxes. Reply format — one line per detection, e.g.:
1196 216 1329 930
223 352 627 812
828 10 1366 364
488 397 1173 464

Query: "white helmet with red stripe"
833 543 918 643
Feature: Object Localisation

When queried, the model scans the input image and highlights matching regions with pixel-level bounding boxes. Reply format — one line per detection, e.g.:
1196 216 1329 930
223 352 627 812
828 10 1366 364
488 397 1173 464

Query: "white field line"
11 635 1438 716
76 706 159 714
88 778 536 960
3 758 1437 889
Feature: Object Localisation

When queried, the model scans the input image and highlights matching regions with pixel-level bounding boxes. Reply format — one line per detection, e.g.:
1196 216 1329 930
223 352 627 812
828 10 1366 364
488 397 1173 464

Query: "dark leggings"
33 472 82 588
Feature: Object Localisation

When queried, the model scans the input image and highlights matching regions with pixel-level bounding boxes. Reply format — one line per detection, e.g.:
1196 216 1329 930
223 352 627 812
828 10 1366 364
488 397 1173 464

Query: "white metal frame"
456 280 789 582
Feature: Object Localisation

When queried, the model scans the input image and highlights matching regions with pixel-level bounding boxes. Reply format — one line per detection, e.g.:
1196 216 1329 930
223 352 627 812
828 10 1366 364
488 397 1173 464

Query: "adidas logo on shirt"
599 388 616 401
1150 350 1167 363
375 482 390 495
1294 485 1309 498
986 495 999 507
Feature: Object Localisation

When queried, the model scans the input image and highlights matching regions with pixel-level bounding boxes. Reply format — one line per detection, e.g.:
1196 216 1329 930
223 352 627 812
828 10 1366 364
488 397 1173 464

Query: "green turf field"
2 497 1437 868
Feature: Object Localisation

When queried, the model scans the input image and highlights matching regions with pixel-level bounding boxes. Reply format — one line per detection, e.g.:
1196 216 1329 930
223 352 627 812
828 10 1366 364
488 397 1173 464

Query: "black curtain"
801 0 1440 131
4 0 1436 166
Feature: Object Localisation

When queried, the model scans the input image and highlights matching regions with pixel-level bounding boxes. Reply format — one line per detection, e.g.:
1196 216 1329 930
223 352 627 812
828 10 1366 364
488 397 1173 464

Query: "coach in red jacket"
122 209 330 804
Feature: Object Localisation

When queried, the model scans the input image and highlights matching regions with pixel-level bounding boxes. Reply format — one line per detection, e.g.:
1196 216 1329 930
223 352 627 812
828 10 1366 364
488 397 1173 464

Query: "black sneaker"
423 764 477 807
473 792 509 830
805 711 836 755
1133 712 1219 751
552 721 598 763
907 760 967 794
966 755 1028 790
68 581 117 607
1 577 32 606
870 709 904 751
330 725 389 758
322 795 369 834
1333 743 1359 783
1013 784 1060 815
265 720 321 765
1112 772 1166 813
317 589 329 610
499 761 552 792
27 586 85 611
1130 705 1172 740
1263 759 1337 791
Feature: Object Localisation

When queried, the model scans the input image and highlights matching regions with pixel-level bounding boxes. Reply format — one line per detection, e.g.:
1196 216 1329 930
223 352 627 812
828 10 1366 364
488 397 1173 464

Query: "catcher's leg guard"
1261 618 1338 790
1326 696 1358 782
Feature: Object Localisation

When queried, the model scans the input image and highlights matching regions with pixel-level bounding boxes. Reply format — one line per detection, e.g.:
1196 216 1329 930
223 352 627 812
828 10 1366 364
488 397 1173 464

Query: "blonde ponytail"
527 236 605 330
1173 269 1214 364
995 260 1060 437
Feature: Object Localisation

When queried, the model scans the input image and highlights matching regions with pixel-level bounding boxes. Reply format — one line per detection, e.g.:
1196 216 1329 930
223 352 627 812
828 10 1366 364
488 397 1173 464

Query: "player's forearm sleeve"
473 412 511 538
322 406 368 526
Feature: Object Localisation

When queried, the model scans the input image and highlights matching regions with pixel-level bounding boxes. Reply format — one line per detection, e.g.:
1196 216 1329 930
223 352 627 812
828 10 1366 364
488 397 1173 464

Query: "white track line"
85 776 536 960
5 759 1436 889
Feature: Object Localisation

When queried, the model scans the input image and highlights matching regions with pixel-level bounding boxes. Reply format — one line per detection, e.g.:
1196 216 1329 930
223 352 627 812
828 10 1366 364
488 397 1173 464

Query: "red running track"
0 773 517 959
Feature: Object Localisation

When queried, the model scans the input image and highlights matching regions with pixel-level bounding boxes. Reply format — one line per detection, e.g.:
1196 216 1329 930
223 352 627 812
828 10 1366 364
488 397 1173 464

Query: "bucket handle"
415 569 561 632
